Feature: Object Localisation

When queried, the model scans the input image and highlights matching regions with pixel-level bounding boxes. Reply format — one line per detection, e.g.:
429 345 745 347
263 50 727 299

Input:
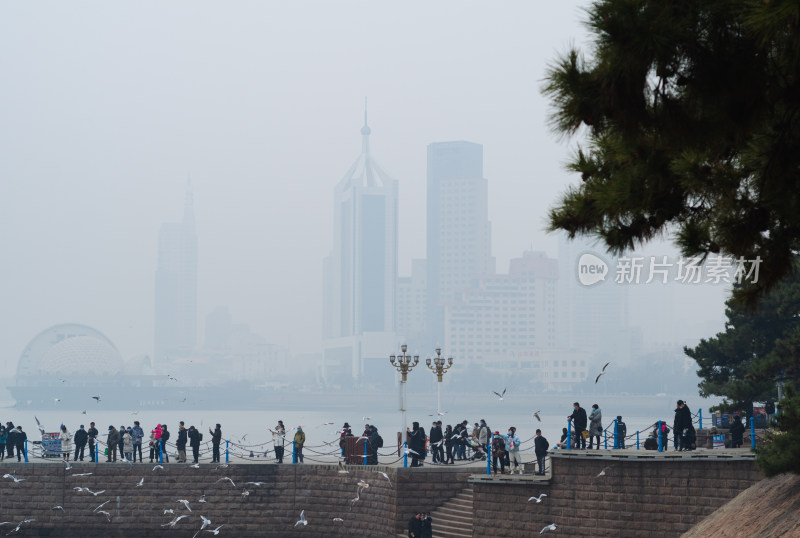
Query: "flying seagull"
403 447 419 456
2 474 24 483
35 417 45 436
362 416 372 421
63 460 72 471
595 362 611 383
87 489 105 496
152 465 164 471
161 515 189 528
241 490 250 498
178 500 192 512
204 525 224 535
198 495 206 503
53 398 61 403
533 411 542 422
136 478 144 487
245 481 265 486
200 515 212 530
164 509 174 515
96 510 111 522
5 519 35 536
540 523 557 534
92 395 101 402
596 466 612 478
295 510 308 527
492 388 507 401
528 494 547 503
51 506 64 511
71 472 93 477
93 500 110 512
377 471 393 486
333 518 344 523
216 477 236 488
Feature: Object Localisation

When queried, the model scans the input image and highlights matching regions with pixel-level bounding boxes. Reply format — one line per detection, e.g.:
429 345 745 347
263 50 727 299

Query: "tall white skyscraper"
426 141 494 349
322 107 398 387
154 183 198 363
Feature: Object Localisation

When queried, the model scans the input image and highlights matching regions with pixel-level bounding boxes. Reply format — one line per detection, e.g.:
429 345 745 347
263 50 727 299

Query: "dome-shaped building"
17 323 122 378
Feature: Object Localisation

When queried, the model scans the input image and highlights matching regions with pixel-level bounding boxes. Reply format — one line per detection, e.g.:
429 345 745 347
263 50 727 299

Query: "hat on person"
343 422 350 428
80 425 84 429
108 425 114 430
494 431 500 435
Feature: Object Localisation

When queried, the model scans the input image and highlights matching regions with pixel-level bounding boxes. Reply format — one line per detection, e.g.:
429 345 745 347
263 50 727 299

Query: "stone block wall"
471 454 763 538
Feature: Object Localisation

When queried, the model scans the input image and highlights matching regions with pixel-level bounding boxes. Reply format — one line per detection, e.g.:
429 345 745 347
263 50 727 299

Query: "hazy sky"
0 1 727 366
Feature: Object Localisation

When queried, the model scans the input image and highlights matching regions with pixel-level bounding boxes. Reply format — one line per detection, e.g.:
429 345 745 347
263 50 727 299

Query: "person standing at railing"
534 429 549 475
501 427 523 474
408 422 426 467
160 425 171 463
209 424 222 463
588 405 602 450
673 405 681 450
675 400 696 451
6 423 17 460
730 415 745 448
293 426 305 463
429 421 443 464
13 426 26 462
106 426 120 462
130 421 143 463
176 422 187 463
59 425 73 462
568 402 588 449
271 421 286 463
490 432 507 475
188 426 201 463
87 423 99 462
0 425 7 461
123 427 133 461
444 425 455 464
73 425 88 461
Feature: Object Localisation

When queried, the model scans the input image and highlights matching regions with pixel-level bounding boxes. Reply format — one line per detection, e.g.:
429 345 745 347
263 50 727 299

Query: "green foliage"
684 269 800 411
756 386 800 477
543 0 800 305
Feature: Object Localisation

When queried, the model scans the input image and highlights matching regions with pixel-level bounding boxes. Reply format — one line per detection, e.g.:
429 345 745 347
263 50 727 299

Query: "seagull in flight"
136 478 144 487
295 510 308 527
528 494 547 503
317 422 334 428
198 495 206 503
333 517 344 523
96 510 111 522
403 447 419 456
533 411 542 422
63 460 73 471
492 388 507 401
596 466 612 478
2 474 24 483
81 410 87 415
71 472 92 477
189 463 200 469
161 515 189 527
163 509 174 515
245 481 265 487
51 506 64 511
204 525 224 535
87 489 105 496
241 490 250 498
93 500 110 512
5 519 35 535
362 416 372 421
35 416 46 436
216 477 236 488
199 515 212 530
53 398 61 403
152 465 165 471
177 500 192 511
540 523 557 534
92 395 101 402
377 471 393 486
595 362 611 383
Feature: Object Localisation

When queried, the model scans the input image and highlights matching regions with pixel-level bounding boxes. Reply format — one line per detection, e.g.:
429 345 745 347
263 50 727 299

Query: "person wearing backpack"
188 426 201 463
160 424 170 462
491 432 508 475
209 424 222 463
408 422 426 467
368 425 382 465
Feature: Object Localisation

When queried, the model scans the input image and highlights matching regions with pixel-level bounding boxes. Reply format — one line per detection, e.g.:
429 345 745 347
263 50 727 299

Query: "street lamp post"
425 348 454 415
390 345 419 445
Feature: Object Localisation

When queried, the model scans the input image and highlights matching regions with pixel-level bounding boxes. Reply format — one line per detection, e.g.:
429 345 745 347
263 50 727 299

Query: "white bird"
204 525 224 535
161 515 189 527
245 481 265 486
377 471 393 486
178 499 192 511
318 422 334 428
63 460 72 471
216 477 236 488
198 495 207 503
492 388 507 401
214 464 229 470
96 510 111 522
35 416 46 436
294 510 307 527
357 480 369 489
595 362 611 383
71 472 92 477
87 489 105 496
136 478 144 487
338 460 349 474
200 515 211 530
164 509 174 515
596 466 611 478
53 398 61 403
189 463 200 469
152 465 164 471
241 490 250 498
2 474 24 483
540 523 557 534
533 411 542 422
73 487 88 492
333 517 344 522
5 519 35 536
93 500 110 512
51 506 64 511
355 435 369 443
362 416 372 421
403 447 419 456
92 395 101 402
528 494 547 503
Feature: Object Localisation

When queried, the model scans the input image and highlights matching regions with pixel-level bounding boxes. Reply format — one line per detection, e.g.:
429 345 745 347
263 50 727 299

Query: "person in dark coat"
160 424 170 463
6 423 16 459
420 512 433 538
88 422 99 462
13 426 27 462
106 426 120 462
429 421 443 464
188 426 201 463
408 512 422 538
491 432 507 474
408 422 426 467
209 424 222 463
533 429 549 475
568 402 588 449
444 425 454 464
176 422 188 463
730 415 745 448
674 400 695 450
367 426 380 465
73 425 88 461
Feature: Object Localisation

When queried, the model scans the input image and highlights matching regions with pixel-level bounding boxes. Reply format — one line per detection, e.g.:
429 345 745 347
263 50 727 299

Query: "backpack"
162 430 170 442
376 434 383 448
198 433 203 442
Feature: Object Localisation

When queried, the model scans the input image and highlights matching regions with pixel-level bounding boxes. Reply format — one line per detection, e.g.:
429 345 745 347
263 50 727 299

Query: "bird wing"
492 391 501 398
595 372 603 383
602 362 610 372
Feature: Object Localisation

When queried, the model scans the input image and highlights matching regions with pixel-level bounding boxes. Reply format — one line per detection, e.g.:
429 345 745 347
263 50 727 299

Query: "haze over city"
1 1 728 395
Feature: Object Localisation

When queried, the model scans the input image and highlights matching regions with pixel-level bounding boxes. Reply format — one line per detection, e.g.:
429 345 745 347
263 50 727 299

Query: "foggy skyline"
1 1 728 369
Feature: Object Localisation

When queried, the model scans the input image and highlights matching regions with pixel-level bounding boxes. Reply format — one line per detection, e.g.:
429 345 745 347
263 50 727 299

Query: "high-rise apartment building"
154 183 198 362
426 141 494 349
396 259 427 352
322 109 398 387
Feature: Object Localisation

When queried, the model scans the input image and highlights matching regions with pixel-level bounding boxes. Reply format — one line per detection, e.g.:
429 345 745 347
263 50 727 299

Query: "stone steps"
431 487 473 538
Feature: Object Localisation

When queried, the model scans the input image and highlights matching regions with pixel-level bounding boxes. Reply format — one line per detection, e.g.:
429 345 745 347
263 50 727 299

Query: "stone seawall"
0 462 471 537
472 452 763 538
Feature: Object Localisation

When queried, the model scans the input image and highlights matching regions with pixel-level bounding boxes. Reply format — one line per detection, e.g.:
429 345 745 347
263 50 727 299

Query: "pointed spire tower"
322 100 399 387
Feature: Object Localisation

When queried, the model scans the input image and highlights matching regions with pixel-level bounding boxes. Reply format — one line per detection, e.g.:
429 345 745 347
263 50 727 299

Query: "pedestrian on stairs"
408 512 422 538
421 512 433 538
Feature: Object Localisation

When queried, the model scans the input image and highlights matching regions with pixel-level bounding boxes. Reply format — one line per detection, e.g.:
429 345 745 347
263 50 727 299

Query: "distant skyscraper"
396 259 427 351
154 183 197 363
322 106 398 386
426 141 494 349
